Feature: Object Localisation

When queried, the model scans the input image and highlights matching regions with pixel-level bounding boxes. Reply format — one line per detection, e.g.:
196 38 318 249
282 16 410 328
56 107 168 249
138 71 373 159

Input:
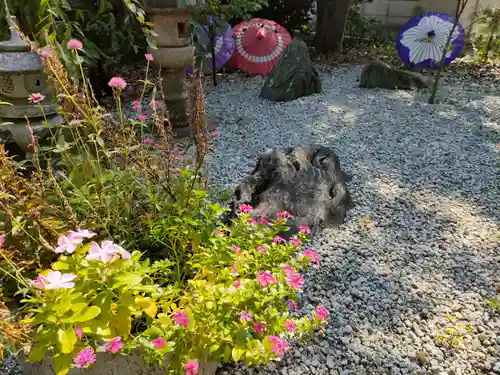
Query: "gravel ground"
204 67 500 375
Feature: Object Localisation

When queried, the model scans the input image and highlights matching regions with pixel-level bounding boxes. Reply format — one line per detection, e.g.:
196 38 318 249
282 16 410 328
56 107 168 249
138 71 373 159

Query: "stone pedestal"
145 0 203 137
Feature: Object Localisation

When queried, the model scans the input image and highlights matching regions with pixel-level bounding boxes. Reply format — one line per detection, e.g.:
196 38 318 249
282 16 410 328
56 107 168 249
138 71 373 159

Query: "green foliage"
472 7 500 60
434 314 473 349
345 0 385 45
22 215 325 374
250 0 314 32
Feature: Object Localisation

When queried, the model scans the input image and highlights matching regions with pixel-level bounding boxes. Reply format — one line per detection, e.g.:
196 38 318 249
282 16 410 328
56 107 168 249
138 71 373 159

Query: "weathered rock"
359 60 429 90
227 145 352 237
260 39 321 102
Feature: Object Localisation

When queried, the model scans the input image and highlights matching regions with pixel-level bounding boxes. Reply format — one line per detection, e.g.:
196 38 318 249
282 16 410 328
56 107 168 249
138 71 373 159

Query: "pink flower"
252 322 266 334
172 311 190 327
28 93 45 104
239 203 253 213
257 217 269 225
152 337 166 349
247 218 257 225
268 336 289 356
315 305 329 321
257 271 277 287
280 264 296 275
67 39 83 50
215 229 225 237
256 245 267 254
142 137 154 144
303 249 320 264
137 113 147 122
32 275 47 290
0 232 4 246
239 311 252 322
231 245 241 255
184 360 199 375
288 236 302 246
132 99 141 112
42 271 77 290
68 229 96 241
233 280 241 288
287 299 297 311
55 235 78 254
105 336 124 353
145 53 154 61
286 271 304 290
74 348 96 367
40 48 52 57
273 236 286 245
86 241 131 264
276 211 293 220
75 327 83 338
212 131 221 137
298 225 311 234
231 264 238 275
108 77 127 90
285 319 296 332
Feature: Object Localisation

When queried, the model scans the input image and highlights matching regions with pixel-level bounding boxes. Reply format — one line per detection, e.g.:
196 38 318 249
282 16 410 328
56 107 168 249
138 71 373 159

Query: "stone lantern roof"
0 24 44 73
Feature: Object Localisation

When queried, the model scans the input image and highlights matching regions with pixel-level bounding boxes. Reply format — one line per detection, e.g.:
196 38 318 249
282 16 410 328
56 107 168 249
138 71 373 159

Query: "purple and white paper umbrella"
187 17 235 74
397 12 465 69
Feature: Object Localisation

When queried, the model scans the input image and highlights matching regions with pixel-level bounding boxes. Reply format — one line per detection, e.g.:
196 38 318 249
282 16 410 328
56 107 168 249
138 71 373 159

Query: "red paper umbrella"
232 18 292 76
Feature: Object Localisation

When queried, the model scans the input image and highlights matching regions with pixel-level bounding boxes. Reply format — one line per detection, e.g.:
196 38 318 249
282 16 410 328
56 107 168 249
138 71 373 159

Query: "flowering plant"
22 206 328 375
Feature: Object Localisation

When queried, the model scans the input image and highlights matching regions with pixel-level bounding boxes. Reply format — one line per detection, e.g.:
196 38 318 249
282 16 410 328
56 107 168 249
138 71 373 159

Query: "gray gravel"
205 67 500 375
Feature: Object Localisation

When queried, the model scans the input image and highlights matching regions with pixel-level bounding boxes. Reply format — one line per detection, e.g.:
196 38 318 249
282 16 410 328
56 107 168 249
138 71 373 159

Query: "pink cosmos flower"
231 245 241 255
247 218 257 225
257 217 269 225
287 299 297 311
86 241 131 264
42 271 77 289
28 93 45 104
285 320 296 332
252 322 265 334
239 311 252 322
276 211 293 220
288 236 302 246
268 336 289 356
33 275 47 290
233 280 241 288
257 271 277 287
239 203 253 213
137 113 147 122
152 337 166 349
231 264 238 275
273 236 286 245
108 77 127 90
298 225 311 234
75 327 83 338
212 131 221 137
184 360 199 375
256 245 267 254
286 271 304 290
315 305 330 321
105 336 124 353
172 311 190 327
303 249 320 264
142 137 154 144
145 53 154 61
67 39 83 50
280 264 296 275
132 99 141 112
40 48 52 58
74 347 96 367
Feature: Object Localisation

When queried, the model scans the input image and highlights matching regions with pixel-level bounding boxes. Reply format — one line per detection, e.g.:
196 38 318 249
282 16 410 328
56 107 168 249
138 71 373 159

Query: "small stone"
416 350 430 365
326 355 335 369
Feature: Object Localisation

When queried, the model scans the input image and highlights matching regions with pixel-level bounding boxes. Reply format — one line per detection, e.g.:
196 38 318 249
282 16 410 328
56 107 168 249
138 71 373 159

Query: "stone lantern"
144 0 204 137
0 18 62 153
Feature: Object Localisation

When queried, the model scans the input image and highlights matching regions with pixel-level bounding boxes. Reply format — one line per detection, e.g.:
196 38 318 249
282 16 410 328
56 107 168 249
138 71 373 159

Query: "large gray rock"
260 39 321 102
227 145 352 237
359 59 429 90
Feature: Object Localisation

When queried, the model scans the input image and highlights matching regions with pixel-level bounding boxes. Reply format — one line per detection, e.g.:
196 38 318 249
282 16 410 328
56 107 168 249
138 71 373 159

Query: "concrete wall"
358 0 500 38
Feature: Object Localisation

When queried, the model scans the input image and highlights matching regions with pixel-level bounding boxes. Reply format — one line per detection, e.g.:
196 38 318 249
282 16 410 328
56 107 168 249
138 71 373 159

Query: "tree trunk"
314 0 351 54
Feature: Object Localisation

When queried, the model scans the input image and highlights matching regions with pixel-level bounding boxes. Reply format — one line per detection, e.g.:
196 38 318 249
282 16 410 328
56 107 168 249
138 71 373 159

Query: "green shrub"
472 7 500 60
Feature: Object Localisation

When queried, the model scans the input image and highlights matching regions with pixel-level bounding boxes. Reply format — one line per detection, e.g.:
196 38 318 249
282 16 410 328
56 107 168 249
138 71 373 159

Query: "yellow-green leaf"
27 345 47 363
232 347 245 362
74 306 101 322
52 353 71 375
57 327 77 354
144 302 157 319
